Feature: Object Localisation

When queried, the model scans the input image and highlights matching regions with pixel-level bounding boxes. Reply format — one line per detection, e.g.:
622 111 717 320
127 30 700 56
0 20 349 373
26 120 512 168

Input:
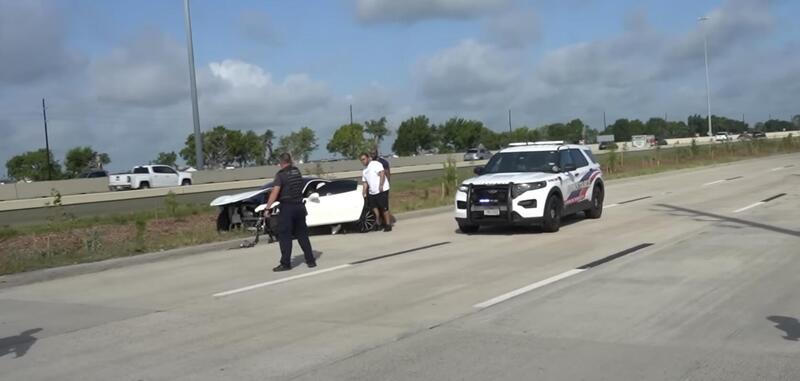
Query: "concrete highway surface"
1 153 799 380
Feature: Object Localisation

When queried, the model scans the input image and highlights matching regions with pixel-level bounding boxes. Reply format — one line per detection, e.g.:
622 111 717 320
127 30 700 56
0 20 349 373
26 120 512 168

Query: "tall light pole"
184 0 204 169
699 16 712 139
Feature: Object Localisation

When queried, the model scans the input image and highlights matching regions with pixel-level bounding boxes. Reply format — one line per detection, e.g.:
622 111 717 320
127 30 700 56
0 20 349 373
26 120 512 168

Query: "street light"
184 0 204 169
698 16 712 139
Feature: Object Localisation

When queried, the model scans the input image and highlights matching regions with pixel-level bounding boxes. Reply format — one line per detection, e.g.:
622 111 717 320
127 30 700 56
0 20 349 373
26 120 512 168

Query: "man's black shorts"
368 191 390 211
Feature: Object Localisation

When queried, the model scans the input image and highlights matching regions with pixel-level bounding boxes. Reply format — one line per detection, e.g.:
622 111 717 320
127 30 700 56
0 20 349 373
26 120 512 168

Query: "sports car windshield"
482 151 559 174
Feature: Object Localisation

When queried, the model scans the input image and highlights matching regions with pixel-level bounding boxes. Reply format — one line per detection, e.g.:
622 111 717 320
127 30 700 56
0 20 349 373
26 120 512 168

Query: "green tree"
260 129 276 165
64 146 110 178
436 117 492 152
792 115 800 130
364 117 390 146
392 115 435 156
762 119 795 132
277 127 318 163
180 126 264 168
152 151 178 167
327 123 369 159
6 149 63 181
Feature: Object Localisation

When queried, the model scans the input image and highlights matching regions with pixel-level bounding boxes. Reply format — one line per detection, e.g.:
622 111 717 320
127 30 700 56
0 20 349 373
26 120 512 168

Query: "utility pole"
184 0 204 169
603 111 607 130
699 16 712 138
508 109 512 133
42 98 52 181
350 104 353 125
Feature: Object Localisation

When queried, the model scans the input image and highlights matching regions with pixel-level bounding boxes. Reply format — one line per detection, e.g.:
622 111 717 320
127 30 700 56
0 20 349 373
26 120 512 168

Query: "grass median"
1 136 798 275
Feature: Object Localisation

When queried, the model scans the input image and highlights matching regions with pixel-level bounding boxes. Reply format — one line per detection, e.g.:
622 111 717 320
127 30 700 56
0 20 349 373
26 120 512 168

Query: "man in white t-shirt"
360 152 392 232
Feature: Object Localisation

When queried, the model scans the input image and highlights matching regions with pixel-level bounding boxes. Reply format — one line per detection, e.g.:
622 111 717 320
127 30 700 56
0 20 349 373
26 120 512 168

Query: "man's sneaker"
383 225 392 232
307 261 317 268
373 224 383 232
272 264 291 272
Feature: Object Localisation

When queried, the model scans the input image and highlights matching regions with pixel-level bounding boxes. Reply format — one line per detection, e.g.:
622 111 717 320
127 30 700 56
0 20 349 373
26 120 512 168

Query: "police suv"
454 141 604 233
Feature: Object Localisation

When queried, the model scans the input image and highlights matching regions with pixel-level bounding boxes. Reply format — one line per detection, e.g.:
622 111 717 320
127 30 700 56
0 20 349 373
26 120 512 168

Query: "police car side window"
559 149 574 170
569 149 590 168
582 149 597 164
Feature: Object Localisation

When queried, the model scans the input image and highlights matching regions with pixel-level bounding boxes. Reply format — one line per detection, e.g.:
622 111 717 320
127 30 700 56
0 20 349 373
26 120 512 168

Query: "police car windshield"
482 151 559 174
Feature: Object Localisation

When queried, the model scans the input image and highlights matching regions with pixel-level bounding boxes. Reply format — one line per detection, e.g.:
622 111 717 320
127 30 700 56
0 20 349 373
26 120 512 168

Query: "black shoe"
373 224 382 232
383 225 392 232
272 264 291 272
307 261 317 268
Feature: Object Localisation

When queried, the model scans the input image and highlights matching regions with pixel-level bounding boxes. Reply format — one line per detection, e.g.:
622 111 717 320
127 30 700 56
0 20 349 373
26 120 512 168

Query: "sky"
1 0 798 175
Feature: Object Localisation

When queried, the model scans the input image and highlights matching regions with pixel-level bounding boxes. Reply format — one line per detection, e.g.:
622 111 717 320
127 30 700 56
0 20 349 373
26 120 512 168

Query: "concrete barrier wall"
0 178 109 201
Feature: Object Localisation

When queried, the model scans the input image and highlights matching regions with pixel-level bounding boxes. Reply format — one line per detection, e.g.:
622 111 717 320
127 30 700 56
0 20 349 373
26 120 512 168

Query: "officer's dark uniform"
273 165 315 268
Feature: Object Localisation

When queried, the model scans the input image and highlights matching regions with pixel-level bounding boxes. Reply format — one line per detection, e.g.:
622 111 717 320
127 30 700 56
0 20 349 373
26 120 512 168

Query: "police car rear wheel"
585 185 603 219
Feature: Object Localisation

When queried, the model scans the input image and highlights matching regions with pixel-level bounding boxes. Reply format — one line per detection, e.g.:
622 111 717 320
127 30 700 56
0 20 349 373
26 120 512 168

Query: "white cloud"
417 39 521 109
239 9 280 45
355 0 510 23
0 0 82 85
482 7 540 48
90 31 189 108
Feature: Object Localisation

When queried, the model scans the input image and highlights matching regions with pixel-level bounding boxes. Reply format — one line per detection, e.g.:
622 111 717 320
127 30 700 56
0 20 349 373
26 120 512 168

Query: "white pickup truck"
108 165 192 191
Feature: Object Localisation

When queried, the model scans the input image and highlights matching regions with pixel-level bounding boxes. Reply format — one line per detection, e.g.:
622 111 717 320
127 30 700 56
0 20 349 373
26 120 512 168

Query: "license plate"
483 209 500 216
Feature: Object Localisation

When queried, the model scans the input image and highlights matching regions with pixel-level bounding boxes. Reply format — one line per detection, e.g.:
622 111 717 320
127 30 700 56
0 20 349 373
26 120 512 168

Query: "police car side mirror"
308 193 321 203
474 166 484 175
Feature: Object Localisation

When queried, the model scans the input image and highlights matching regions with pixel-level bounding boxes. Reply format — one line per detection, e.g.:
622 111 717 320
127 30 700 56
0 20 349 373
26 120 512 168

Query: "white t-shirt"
362 160 390 195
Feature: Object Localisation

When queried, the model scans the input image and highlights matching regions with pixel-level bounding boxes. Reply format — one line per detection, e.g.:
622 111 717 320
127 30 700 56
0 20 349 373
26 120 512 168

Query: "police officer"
265 153 316 272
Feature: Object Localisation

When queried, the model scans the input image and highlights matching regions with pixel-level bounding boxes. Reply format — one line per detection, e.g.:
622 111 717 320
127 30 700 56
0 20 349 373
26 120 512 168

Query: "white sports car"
210 177 377 237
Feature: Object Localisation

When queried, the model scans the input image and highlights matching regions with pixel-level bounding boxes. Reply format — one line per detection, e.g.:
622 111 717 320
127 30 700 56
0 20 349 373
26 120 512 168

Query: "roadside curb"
0 206 454 289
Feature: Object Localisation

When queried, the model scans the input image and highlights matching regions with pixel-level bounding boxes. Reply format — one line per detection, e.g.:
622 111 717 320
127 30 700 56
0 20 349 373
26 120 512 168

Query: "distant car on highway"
738 131 767 140
714 132 732 142
598 141 618 150
108 165 192 191
463 147 492 161
455 141 604 233
80 169 108 178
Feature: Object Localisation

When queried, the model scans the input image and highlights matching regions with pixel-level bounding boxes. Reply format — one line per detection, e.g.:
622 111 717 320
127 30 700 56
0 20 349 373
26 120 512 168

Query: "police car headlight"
457 184 469 193
512 181 546 198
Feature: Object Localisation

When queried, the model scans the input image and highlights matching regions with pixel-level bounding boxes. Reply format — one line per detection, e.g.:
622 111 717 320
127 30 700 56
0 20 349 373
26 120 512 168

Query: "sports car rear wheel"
358 208 377 233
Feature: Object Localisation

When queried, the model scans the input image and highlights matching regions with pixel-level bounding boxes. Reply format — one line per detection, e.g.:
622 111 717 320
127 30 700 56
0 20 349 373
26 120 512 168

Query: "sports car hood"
462 172 556 185
210 188 269 207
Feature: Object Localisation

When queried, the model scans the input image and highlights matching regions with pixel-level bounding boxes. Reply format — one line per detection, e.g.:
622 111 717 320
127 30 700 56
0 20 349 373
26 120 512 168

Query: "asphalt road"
1 153 799 380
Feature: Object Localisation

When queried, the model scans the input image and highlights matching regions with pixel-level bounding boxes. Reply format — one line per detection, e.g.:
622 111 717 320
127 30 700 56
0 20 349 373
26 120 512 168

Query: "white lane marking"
474 269 586 309
605 203 620 209
702 180 725 187
733 202 765 213
213 264 352 297
770 166 786 172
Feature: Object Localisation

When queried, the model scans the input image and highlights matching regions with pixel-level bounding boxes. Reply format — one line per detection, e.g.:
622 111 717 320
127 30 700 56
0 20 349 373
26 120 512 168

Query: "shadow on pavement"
291 250 324 268
655 204 800 238
455 213 586 236
0 328 43 359
767 316 800 341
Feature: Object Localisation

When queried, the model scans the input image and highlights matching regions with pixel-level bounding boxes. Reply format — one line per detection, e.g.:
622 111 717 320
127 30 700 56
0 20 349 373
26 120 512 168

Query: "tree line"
5 114 799 181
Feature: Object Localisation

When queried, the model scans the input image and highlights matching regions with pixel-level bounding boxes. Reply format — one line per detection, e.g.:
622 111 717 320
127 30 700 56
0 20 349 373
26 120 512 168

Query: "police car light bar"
507 141 565 146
